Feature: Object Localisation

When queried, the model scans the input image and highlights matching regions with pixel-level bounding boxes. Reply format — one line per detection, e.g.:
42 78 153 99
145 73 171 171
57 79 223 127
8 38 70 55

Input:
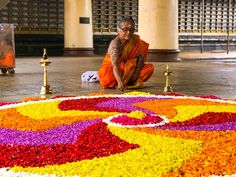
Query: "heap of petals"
0 92 236 177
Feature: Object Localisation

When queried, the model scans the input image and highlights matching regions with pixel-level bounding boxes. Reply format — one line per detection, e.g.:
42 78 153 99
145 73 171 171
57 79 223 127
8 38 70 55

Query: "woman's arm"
128 55 144 84
108 41 125 91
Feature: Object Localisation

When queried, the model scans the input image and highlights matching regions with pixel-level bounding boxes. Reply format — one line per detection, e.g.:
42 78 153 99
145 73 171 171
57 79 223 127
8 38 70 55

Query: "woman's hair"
118 16 135 27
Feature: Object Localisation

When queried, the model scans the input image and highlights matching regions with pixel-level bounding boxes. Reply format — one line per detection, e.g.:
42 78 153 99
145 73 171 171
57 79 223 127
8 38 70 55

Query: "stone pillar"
64 0 94 56
138 0 180 61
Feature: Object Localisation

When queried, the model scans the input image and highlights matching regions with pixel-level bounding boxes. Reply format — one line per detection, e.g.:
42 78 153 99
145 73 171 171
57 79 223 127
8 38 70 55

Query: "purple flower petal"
0 119 101 145
97 97 171 114
157 121 236 131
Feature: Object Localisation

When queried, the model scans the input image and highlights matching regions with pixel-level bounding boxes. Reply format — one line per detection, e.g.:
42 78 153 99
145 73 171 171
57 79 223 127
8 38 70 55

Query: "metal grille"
92 0 138 34
0 0 64 34
179 0 236 34
1 0 236 35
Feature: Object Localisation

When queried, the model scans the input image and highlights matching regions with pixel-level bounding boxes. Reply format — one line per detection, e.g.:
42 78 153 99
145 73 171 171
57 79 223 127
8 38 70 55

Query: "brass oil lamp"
40 48 52 94
163 64 173 93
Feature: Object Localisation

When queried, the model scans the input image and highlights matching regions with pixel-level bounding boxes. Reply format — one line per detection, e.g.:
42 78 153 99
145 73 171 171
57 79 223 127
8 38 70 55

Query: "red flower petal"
0 123 139 168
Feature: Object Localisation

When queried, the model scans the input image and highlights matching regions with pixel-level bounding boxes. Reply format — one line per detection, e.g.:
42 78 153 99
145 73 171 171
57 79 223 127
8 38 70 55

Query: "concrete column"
64 0 94 56
138 0 180 61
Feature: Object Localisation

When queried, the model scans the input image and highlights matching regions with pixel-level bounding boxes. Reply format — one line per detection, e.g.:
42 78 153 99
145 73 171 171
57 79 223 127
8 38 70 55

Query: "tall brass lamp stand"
163 64 173 93
40 48 52 94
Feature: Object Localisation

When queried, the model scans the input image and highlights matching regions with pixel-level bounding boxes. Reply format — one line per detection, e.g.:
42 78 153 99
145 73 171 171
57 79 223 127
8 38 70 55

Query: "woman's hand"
117 80 125 92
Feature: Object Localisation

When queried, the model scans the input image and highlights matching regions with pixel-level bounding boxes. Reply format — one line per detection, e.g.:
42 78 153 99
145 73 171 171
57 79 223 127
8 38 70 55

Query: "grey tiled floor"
1 56 236 102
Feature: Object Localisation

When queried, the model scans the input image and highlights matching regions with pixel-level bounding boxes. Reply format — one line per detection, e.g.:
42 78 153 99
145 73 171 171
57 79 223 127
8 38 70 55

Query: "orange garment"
98 34 154 88
0 51 15 68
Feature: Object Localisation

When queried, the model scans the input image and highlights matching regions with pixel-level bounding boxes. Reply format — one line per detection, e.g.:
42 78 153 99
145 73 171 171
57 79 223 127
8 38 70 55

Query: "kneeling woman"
98 17 154 91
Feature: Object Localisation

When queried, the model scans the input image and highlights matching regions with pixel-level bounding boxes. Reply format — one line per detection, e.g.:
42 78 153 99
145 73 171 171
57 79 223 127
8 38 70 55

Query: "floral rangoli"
0 92 236 177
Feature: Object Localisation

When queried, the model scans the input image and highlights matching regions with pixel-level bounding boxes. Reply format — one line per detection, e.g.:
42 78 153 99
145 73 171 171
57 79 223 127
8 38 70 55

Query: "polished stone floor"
1 55 236 102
